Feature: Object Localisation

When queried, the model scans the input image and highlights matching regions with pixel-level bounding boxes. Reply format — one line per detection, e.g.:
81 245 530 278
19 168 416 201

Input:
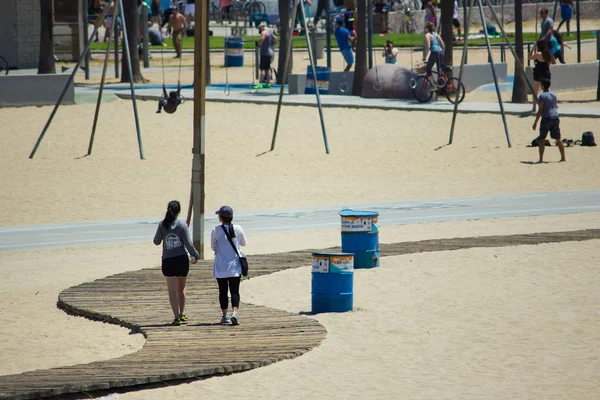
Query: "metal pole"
326 0 331 68
299 1 330 154
477 0 510 148
192 0 208 258
449 0 473 145
88 2 119 156
367 0 373 70
29 2 114 159
527 43 531 66
463 0 468 64
83 0 90 80
114 17 119 79
552 0 558 20
271 0 300 152
143 3 149 68
575 0 581 63
486 1 536 98
118 0 145 159
255 46 259 80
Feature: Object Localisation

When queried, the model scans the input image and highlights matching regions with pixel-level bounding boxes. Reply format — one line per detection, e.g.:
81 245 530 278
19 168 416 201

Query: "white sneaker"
230 312 239 325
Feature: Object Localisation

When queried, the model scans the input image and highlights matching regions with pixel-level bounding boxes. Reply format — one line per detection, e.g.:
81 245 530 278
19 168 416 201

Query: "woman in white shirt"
211 206 247 325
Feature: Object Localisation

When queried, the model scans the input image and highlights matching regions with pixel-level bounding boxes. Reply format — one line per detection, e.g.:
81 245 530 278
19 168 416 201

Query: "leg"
228 276 241 312
176 277 187 315
556 139 566 162
532 80 540 111
566 20 570 36
165 277 180 318
552 120 565 162
537 135 546 163
557 19 565 32
216 278 229 315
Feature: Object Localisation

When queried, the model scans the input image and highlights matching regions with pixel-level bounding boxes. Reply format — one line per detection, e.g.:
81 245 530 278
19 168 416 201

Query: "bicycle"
232 0 266 19
0 56 8 75
410 65 466 104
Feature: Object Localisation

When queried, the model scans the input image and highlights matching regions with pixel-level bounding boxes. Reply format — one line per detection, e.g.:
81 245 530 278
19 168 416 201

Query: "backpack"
581 131 596 146
531 137 551 147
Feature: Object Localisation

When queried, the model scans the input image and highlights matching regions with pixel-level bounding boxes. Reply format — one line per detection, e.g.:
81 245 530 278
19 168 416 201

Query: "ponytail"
221 216 236 238
162 200 181 229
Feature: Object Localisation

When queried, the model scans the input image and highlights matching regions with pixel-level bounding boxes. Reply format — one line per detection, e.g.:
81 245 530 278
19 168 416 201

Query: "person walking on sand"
529 39 554 112
169 8 186 58
211 206 247 325
533 78 565 163
539 7 554 46
153 200 199 326
335 17 355 72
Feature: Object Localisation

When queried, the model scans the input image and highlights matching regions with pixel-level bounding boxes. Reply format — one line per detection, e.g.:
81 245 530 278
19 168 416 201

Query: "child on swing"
157 86 182 114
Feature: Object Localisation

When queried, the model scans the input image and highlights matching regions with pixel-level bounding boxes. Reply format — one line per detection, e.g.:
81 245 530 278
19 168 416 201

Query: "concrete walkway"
2 190 600 252
109 86 600 118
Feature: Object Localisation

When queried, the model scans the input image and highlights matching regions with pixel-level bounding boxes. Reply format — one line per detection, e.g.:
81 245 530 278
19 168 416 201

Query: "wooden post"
192 0 208 258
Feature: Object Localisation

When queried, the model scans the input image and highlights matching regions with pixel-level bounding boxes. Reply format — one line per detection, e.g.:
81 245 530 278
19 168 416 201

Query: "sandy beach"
2 31 600 398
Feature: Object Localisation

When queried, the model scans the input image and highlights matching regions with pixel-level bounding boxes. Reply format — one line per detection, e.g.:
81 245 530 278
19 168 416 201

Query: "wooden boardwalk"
1 229 599 399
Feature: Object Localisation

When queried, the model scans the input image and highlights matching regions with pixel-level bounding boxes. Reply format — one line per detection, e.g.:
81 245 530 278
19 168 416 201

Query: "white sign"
341 216 377 232
312 256 329 273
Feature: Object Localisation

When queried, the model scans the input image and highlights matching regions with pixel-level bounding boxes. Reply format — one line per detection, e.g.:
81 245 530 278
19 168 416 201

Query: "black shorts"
260 55 272 71
539 118 561 140
162 254 190 277
453 18 460 28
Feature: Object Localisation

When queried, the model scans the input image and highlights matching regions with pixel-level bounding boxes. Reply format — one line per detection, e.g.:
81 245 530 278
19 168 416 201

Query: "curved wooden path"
1 229 599 399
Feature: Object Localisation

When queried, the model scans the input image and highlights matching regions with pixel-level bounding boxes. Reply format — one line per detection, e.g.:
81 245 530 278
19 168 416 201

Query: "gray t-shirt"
541 17 554 40
154 218 200 260
148 27 163 46
260 30 274 57
538 91 559 119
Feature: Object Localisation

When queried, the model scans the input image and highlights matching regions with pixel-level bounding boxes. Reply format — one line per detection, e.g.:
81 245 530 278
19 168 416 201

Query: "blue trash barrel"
311 252 354 314
305 66 330 94
340 210 380 269
224 36 244 67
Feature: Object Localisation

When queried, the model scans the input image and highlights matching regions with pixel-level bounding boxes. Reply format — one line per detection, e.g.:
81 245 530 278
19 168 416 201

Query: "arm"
423 34 431 60
533 102 544 130
528 52 539 61
181 223 200 260
564 43 572 49
153 223 163 245
211 228 217 252
272 34 279 46
438 35 445 52
257 30 267 46
235 225 247 247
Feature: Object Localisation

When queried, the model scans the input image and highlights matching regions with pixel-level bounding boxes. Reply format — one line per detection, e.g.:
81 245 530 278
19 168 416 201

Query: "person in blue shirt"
532 78 565 163
334 17 354 72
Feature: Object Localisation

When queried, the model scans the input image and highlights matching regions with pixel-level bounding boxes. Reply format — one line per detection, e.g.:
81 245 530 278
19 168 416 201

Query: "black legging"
217 277 241 310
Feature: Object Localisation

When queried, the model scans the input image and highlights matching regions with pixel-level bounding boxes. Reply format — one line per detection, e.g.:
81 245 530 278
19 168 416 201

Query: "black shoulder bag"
221 225 248 277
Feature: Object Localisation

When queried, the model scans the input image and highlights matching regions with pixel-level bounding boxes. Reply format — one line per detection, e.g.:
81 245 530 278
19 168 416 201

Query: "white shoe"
230 312 239 325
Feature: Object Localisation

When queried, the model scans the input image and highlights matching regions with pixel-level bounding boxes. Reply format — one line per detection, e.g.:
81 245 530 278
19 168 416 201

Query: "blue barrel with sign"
305 66 330 94
224 36 244 67
340 210 380 269
311 252 354 314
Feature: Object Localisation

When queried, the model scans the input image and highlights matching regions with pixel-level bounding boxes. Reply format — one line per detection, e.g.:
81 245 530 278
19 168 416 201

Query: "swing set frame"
29 0 145 160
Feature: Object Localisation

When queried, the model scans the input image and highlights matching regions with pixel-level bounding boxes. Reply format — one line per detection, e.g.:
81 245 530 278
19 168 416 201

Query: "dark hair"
220 216 236 238
541 78 551 90
554 30 564 45
426 22 435 33
162 200 181 229
540 7 548 14
536 40 552 64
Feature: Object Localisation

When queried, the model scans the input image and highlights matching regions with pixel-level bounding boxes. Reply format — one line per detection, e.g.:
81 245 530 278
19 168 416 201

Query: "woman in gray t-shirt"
154 200 199 326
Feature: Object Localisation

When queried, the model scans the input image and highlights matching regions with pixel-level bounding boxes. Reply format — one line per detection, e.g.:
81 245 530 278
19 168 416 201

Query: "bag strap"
221 225 241 258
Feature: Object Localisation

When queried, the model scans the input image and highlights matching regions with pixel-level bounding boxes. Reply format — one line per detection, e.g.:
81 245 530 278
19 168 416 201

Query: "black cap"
216 206 233 218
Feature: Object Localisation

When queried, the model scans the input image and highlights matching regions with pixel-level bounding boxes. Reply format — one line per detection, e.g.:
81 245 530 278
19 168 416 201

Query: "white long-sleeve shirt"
211 224 247 278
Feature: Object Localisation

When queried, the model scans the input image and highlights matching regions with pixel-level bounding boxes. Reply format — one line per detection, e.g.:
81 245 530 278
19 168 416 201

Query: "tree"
121 0 144 83
277 0 292 84
511 0 528 103
440 0 453 69
352 0 367 96
38 0 55 74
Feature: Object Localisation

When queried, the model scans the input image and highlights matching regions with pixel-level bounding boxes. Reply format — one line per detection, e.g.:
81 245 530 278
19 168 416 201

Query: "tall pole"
326 0 331 68
271 0 300 152
192 0 208 258
118 0 145 160
477 0 511 148
463 0 468 64
367 0 373 70
114 18 119 79
448 0 473 145
142 3 149 68
575 0 581 63
29 2 113 159
83 0 90 80
88 0 119 156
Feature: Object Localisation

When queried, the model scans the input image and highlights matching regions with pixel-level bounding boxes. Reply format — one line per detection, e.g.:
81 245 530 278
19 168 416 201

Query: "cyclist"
422 21 445 91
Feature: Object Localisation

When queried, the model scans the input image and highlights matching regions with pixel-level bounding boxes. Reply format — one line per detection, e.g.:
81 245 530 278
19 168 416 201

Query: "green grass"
83 30 597 52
